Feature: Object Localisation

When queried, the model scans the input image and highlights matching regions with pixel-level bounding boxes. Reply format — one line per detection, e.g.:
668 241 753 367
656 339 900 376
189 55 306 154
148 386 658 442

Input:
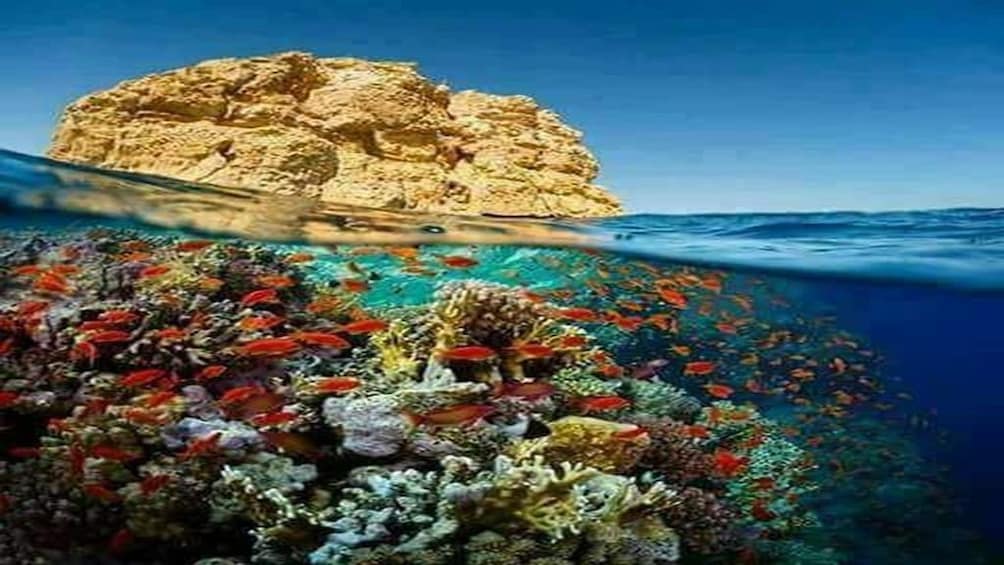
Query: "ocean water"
0 149 1001 565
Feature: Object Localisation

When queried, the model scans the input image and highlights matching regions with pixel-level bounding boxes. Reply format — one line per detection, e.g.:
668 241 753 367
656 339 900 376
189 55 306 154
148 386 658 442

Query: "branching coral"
509 416 649 474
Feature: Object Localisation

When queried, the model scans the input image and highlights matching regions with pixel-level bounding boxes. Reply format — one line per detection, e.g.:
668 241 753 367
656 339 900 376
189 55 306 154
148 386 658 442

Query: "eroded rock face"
48 52 622 217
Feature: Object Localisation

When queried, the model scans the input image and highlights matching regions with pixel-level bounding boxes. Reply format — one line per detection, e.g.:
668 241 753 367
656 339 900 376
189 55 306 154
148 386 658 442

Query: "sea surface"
0 149 1001 565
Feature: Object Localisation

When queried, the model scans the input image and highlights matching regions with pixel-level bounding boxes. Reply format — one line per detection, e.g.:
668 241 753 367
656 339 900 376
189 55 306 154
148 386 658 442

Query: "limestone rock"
48 52 622 217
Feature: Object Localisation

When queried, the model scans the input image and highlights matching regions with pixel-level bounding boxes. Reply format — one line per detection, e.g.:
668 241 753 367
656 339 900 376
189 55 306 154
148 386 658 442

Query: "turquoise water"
0 150 1001 564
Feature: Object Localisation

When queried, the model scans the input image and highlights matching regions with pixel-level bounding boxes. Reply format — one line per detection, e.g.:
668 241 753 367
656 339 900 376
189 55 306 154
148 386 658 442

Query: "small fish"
751 499 777 521
99 310 140 325
439 255 479 268
198 276 225 292
752 477 776 491
88 330 132 344
294 331 351 349
90 445 141 462
596 364 625 378
257 274 295 288
683 361 716 376
409 404 496 426
506 343 555 359
195 365 228 381
123 408 167 426
121 368 167 388
250 410 299 427
713 448 748 477
138 265 171 279
284 252 315 263
612 426 648 441
657 288 688 309
83 483 121 503
314 377 362 394
683 424 710 439
556 307 598 322
175 239 214 252
0 392 19 408
240 288 279 307
79 320 117 332
13 264 45 276
260 431 322 459
153 327 187 340
239 314 285 331
179 431 222 460
227 392 287 419
238 336 302 357
703 383 735 399
219 385 265 405
338 319 389 335
670 345 692 356
139 475 171 496
440 345 497 362
559 335 588 348
578 395 631 413
498 381 555 400
143 390 178 409
33 273 70 294
340 279 371 293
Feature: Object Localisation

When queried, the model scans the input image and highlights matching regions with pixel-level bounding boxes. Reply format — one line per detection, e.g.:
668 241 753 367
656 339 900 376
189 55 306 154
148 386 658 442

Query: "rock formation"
48 52 622 217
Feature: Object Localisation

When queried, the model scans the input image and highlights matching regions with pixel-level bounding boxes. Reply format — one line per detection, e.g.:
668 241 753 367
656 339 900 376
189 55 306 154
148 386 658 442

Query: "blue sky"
1 0 1002 213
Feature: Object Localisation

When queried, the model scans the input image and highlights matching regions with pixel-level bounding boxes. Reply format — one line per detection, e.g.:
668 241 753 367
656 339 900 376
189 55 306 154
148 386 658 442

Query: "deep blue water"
0 148 1002 564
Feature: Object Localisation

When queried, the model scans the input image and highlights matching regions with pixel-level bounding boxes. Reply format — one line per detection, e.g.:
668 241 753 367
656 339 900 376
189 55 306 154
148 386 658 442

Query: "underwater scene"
0 150 1002 565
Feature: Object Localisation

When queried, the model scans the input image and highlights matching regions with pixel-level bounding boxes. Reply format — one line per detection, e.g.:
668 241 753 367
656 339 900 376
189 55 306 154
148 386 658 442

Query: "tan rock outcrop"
48 52 622 217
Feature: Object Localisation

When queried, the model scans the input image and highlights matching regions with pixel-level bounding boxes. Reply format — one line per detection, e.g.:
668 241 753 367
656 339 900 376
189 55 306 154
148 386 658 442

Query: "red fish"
13 264 45 276
752 477 776 491
409 404 496 426
703 383 735 399
123 408 167 427
294 331 351 349
121 369 167 388
506 343 555 359
88 330 132 344
79 320 117 332
195 365 228 381
83 483 121 503
144 390 178 409
341 279 370 293
578 395 631 413
238 337 302 357
684 424 711 439
227 392 287 419
683 361 716 376
99 310 140 325
179 431 222 460
314 377 361 394
0 392 19 408
499 381 555 400
240 288 279 307
90 445 141 462
239 314 284 331
17 300 49 317
250 410 298 427
154 327 187 341
559 335 588 348
556 307 598 322
440 345 496 362
284 252 314 263
596 364 625 378
138 265 171 279
338 319 389 335
657 288 688 309
33 273 70 294
751 499 777 521
612 426 648 441
257 275 295 288
713 449 748 477
139 475 171 496
219 385 265 405
439 255 479 268
175 240 213 252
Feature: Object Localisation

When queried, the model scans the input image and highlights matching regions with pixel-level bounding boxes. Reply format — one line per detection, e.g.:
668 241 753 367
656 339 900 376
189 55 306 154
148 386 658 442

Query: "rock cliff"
48 52 622 217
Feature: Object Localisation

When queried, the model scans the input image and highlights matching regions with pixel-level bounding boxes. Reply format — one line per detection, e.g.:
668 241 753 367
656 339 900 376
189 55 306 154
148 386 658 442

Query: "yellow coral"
370 319 421 380
510 416 649 474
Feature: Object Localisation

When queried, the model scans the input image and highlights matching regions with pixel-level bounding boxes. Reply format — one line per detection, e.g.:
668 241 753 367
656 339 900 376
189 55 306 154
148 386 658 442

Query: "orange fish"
195 365 228 381
409 404 496 426
240 288 279 307
98 310 139 325
260 431 322 459
338 319 389 335
521 289 547 303
506 343 555 359
119 251 153 262
559 335 588 348
439 255 479 268
715 322 738 334
33 273 70 294
198 277 225 292
239 314 285 331
238 337 302 357
556 307 598 322
657 288 688 309
88 330 132 344
79 320 117 332
596 364 625 378
830 357 848 375
341 279 370 293
440 345 497 362
138 265 171 279
612 426 648 441
314 377 362 394
13 264 45 276
250 411 299 427
703 383 735 399
683 361 716 376
123 408 168 426
257 275 295 288
670 345 692 356
121 368 168 388
154 327 187 341
684 424 711 439
499 381 555 400
713 448 748 477
175 240 214 252
219 385 265 405
284 252 315 263
143 390 178 409
90 445 141 462
579 395 631 413
387 247 420 260
227 392 287 419
179 431 222 460
294 331 351 349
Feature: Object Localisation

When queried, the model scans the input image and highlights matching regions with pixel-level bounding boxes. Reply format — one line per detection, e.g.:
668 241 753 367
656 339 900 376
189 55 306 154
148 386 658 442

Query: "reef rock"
48 51 622 218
